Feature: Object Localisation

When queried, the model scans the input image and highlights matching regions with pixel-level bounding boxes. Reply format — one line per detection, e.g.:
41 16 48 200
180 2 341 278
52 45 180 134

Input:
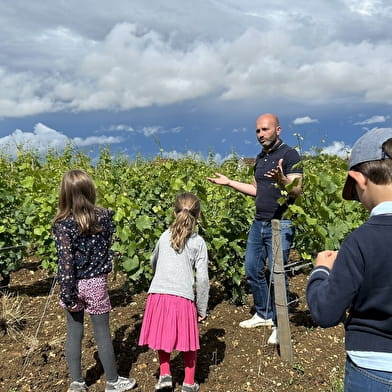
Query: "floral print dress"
52 208 115 308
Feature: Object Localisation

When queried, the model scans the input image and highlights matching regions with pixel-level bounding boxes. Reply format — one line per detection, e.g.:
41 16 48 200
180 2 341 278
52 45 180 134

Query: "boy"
306 128 392 391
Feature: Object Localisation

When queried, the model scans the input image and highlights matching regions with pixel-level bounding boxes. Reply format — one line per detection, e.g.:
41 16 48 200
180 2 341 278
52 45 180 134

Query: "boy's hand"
315 250 338 270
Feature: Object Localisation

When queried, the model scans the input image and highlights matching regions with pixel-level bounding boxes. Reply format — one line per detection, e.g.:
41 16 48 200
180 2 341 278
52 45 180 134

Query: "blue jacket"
307 214 392 352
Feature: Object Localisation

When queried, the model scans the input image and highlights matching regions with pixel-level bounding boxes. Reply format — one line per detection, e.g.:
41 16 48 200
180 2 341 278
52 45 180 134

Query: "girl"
138 192 210 392
52 169 136 392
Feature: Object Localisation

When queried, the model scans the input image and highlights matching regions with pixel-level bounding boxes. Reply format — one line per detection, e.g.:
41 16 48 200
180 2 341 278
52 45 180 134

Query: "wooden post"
271 219 293 363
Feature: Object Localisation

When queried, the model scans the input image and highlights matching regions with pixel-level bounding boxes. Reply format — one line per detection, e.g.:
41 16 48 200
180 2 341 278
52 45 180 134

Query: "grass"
328 366 344 392
0 291 29 338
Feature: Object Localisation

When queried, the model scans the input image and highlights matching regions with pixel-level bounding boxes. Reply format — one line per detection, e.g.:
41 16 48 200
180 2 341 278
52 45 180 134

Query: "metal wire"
22 276 58 374
0 245 27 251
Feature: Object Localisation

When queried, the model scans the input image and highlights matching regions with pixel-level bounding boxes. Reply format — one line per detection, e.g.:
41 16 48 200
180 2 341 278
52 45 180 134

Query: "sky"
0 0 391 162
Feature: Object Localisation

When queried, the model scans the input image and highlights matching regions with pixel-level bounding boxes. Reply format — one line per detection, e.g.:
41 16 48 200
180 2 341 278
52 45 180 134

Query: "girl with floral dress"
53 169 136 392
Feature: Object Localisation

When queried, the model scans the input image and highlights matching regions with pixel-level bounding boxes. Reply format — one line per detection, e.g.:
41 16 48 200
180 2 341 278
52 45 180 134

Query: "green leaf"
122 255 139 272
20 176 35 189
136 215 152 231
211 237 228 250
34 227 45 236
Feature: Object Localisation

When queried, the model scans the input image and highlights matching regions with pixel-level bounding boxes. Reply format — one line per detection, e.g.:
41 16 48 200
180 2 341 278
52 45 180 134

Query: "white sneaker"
105 376 136 391
68 381 88 392
181 382 200 392
239 313 274 328
267 327 279 345
155 374 173 390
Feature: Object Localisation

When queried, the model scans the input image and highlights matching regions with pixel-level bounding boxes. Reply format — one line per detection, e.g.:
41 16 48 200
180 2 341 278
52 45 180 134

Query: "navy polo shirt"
254 140 301 220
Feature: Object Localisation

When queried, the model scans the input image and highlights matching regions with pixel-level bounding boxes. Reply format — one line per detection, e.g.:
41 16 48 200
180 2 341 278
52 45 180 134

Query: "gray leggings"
66 310 118 383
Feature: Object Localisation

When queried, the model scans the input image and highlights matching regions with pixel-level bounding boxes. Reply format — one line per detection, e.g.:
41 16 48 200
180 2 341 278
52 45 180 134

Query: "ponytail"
170 193 200 252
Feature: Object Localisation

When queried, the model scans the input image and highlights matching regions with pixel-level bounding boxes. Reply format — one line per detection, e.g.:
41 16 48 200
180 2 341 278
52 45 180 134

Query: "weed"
293 362 305 375
328 366 344 392
0 291 29 338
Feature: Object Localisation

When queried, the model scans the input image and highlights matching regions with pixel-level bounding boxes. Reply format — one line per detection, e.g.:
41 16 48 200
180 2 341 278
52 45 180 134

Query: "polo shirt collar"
260 138 284 156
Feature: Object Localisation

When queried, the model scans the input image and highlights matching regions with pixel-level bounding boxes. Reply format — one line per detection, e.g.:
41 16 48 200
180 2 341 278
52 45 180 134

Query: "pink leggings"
158 350 196 385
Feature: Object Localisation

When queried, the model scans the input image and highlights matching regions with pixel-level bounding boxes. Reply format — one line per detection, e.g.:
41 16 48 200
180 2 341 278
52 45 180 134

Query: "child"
138 192 210 392
52 169 136 392
306 129 392 391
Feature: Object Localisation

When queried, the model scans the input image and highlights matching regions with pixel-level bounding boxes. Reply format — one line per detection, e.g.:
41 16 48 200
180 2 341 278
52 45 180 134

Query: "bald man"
208 113 302 344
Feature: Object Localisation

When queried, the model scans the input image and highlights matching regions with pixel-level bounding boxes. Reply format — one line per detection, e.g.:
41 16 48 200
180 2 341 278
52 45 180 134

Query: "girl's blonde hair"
52 169 102 235
170 192 201 252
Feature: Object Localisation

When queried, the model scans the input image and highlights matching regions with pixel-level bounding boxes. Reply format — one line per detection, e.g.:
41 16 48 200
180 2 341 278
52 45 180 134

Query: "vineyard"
0 146 368 391
0 146 367 298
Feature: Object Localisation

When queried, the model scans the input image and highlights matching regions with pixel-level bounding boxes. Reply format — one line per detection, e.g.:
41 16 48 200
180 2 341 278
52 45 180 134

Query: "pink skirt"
138 293 200 352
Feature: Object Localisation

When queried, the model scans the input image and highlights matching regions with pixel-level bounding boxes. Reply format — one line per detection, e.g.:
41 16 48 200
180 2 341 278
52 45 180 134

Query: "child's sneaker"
181 382 200 392
105 376 136 391
155 374 173 390
68 380 88 391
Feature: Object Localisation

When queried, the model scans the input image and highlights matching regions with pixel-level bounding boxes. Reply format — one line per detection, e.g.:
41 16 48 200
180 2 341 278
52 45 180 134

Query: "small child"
52 169 136 392
138 192 210 392
306 129 392 391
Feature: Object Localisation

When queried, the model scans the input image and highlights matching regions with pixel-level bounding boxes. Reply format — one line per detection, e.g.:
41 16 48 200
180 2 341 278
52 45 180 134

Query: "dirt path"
0 260 345 391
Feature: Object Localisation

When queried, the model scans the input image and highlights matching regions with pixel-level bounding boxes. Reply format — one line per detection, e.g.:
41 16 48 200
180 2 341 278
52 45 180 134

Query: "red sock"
158 350 171 376
183 351 196 385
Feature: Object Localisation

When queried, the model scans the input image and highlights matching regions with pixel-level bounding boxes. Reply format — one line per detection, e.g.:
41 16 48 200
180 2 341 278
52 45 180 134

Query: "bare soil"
0 259 345 392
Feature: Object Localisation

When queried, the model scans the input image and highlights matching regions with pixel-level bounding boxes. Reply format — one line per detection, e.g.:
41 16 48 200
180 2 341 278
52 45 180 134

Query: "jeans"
244 219 294 322
345 355 392 391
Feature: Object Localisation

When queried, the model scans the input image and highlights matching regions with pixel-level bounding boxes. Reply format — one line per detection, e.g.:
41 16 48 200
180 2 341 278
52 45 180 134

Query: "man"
208 113 302 344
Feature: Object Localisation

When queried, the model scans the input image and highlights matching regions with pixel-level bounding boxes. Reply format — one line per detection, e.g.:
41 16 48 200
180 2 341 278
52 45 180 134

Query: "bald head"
256 113 280 127
255 113 282 151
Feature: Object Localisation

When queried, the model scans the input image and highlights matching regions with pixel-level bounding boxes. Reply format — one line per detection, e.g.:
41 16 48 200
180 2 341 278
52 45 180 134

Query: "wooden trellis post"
271 219 293 363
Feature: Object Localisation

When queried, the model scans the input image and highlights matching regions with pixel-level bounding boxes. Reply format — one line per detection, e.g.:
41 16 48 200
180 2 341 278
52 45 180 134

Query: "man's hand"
315 250 338 270
265 158 289 186
265 158 302 196
207 172 231 186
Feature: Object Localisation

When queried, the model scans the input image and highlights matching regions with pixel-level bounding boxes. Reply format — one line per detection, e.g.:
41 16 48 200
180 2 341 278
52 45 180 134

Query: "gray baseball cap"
342 128 392 200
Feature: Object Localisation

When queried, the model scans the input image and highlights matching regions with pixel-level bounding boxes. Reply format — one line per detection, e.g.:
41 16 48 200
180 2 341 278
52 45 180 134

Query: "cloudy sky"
0 0 391 161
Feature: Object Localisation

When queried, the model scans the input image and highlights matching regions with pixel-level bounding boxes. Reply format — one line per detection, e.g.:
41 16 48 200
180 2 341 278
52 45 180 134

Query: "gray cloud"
1 1 392 118
109 124 183 136
354 115 389 125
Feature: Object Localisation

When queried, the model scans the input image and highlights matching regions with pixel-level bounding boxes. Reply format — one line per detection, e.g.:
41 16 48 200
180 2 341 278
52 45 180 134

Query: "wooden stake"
271 219 293 363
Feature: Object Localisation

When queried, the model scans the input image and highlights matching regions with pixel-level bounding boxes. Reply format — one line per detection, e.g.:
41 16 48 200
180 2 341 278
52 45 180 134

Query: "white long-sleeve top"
148 229 210 318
